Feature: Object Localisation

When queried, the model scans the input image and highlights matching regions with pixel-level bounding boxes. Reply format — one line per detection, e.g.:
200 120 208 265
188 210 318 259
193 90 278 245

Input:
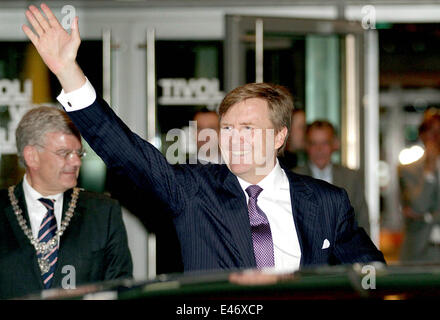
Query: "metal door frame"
225 15 380 245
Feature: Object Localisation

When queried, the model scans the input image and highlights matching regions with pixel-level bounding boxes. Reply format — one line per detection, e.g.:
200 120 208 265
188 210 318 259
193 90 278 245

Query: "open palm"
22 3 80 76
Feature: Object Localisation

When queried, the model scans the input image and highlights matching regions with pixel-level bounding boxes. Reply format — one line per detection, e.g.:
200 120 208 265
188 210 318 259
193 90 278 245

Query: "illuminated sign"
158 78 224 109
0 79 33 154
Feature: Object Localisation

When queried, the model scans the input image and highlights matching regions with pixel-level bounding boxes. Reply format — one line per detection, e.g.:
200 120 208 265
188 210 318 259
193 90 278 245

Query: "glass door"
0 39 104 191
225 15 380 245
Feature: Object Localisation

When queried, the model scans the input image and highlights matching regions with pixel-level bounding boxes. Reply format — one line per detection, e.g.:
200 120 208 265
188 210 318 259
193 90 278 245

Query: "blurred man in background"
294 120 370 234
279 109 307 170
192 108 222 164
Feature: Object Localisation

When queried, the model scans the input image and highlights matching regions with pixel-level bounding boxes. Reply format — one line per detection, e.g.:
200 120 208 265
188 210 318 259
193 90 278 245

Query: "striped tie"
38 198 58 289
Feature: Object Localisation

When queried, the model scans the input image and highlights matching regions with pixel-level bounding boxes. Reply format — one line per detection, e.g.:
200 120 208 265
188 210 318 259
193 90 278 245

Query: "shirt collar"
309 162 333 181
236 159 289 195
22 174 64 204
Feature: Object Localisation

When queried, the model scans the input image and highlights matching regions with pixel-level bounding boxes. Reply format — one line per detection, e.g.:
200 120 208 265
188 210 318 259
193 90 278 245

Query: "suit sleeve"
332 188 385 264
103 200 133 280
66 96 199 215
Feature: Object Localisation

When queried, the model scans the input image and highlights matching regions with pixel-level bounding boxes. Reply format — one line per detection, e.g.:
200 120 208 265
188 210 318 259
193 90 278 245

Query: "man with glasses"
0 106 132 299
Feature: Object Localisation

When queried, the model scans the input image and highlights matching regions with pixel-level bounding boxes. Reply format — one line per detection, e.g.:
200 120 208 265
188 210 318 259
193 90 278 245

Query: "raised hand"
22 3 85 92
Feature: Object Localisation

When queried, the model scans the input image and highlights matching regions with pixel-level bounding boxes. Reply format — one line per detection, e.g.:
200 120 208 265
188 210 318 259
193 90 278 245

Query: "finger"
228 273 249 285
25 9 44 36
71 16 81 42
22 24 39 46
29 5 51 32
40 3 62 29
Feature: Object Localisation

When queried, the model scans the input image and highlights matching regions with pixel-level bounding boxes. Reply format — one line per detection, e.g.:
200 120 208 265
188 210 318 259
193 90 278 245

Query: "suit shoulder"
185 163 230 182
0 188 8 199
333 164 361 178
334 164 356 173
77 190 120 207
0 188 10 208
287 170 343 194
74 190 123 223
292 165 309 175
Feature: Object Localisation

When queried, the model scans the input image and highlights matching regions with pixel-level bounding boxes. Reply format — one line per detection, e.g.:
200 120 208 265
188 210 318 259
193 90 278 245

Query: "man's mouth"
62 170 78 175
231 150 252 156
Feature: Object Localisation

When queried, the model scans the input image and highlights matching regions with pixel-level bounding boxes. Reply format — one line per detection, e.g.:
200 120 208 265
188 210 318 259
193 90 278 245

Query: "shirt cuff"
57 77 96 112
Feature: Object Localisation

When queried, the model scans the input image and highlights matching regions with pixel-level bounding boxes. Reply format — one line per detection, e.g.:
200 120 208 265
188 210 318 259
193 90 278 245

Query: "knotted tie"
38 198 58 289
245 185 275 268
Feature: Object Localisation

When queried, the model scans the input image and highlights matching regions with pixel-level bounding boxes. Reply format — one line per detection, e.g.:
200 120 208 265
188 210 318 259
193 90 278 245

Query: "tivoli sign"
158 78 224 110
0 79 33 154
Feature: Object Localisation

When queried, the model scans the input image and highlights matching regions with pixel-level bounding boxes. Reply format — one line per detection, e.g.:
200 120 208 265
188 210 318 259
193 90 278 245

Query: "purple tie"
245 185 275 268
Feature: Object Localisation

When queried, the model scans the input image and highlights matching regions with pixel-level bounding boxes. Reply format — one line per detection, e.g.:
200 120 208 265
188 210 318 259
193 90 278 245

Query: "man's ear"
275 127 289 150
23 145 40 169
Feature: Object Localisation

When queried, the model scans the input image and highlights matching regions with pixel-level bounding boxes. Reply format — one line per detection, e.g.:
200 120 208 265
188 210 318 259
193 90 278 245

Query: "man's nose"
231 129 249 145
66 152 82 166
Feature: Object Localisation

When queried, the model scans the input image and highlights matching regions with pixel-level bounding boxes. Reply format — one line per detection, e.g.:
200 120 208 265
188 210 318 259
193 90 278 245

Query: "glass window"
378 23 440 264
155 40 223 159
0 40 102 190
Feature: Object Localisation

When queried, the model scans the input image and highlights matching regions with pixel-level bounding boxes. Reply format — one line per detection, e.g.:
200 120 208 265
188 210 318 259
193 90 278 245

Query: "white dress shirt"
22 175 63 240
237 160 301 273
57 77 96 111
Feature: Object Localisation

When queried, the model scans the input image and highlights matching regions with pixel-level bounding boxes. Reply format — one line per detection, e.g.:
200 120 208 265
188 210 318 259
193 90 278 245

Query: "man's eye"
243 126 254 132
56 150 69 157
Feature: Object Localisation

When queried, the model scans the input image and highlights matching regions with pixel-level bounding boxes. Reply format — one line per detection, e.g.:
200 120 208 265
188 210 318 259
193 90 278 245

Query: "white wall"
0 4 339 135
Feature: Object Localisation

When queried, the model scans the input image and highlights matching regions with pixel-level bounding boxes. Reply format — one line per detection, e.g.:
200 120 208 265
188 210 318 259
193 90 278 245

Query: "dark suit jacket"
294 164 370 235
0 181 133 299
65 96 385 272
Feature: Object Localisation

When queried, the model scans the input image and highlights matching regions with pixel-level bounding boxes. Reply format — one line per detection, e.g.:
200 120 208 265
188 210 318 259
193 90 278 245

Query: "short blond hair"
218 82 294 154
16 106 81 166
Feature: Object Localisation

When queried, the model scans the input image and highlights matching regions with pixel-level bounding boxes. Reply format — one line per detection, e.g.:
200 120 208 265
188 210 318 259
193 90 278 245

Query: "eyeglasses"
35 144 87 160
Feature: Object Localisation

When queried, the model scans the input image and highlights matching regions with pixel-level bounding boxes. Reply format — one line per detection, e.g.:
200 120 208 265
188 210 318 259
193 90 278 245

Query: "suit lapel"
4 181 44 288
285 171 320 266
220 169 256 268
61 188 73 221
52 188 83 285
4 182 30 245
